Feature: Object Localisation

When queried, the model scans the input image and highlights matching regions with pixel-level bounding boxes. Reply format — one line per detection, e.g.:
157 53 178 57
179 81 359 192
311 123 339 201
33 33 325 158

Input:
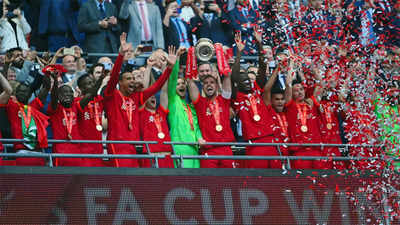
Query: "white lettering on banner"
338 192 351 225
51 207 68 225
164 187 198 225
113 188 148 225
84 188 111 225
200 189 234 225
284 189 333 225
239 189 269 225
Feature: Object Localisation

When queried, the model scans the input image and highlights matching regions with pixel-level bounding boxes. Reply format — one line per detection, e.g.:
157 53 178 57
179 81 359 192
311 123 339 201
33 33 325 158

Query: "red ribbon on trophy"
215 43 230 76
185 47 198 79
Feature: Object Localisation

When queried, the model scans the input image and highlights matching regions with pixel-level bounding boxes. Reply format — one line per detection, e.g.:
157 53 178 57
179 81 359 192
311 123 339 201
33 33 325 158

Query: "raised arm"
50 73 59 111
80 73 107 109
160 65 177 110
263 64 280 105
104 33 130 98
0 72 12 104
37 75 51 104
143 54 156 89
254 25 267 88
141 46 179 104
187 78 200 103
231 32 245 84
222 70 232 97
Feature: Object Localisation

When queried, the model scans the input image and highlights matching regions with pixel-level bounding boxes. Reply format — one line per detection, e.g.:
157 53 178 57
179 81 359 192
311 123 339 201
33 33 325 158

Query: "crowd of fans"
0 0 398 170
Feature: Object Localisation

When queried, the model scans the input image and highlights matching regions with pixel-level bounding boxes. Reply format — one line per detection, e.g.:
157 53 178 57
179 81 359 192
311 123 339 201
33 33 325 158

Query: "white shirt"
136 1 153 41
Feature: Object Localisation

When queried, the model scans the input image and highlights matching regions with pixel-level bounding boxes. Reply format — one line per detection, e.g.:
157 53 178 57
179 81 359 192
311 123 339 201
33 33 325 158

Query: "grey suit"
78 0 121 53
119 0 164 50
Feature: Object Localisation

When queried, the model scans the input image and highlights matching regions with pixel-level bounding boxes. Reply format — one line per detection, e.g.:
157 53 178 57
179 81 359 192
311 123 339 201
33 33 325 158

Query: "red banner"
0 173 392 224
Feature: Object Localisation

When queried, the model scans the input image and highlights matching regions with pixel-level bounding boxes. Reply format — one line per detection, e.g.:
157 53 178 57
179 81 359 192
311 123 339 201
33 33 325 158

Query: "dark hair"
165 0 177 8
6 47 23 55
77 73 91 89
198 61 212 68
119 63 137 80
88 63 105 75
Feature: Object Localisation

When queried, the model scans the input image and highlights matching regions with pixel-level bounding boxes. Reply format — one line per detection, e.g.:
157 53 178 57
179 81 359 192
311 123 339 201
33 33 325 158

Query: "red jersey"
48 101 81 153
76 96 104 153
233 85 274 140
194 95 235 145
1 97 48 150
139 107 172 153
266 105 289 144
103 54 172 142
286 100 322 150
312 96 342 144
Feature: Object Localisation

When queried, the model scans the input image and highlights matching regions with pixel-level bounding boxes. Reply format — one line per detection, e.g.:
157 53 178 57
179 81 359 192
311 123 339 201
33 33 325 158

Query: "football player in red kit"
76 73 108 167
0 71 50 166
188 63 235 168
103 33 177 167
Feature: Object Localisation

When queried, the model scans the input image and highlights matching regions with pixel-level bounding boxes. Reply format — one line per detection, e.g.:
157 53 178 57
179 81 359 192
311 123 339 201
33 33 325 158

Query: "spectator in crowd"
119 0 165 51
344 0 389 47
78 0 121 57
228 0 259 55
38 0 84 52
0 72 50 166
163 0 192 49
166 50 203 168
190 0 233 46
76 72 108 167
0 1 31 53
89 63 105 80
103 33 176 167
61 54 78 85
188 63 235 168
262 0 297 48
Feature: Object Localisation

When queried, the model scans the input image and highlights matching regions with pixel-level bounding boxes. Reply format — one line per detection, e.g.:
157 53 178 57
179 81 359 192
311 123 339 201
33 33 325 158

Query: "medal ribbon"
88 101 101 130
19 105 32 129
182 103 194 130
62 108 74 138
276 113 288 136
118 91 133 129
209 99 221 127
248 95 259 118
153 112 163 134
323 103 332 127
296 103 308 129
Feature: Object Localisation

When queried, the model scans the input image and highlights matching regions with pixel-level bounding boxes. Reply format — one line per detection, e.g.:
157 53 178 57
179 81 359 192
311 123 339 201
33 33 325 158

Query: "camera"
6 0 22 19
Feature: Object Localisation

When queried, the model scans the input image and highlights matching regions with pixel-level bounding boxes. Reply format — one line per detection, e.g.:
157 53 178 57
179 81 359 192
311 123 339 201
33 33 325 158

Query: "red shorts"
108 144 139 168
53 144 85 167
321 147 346 170
291 147 327 169
246 135 283 169
200 146 234 168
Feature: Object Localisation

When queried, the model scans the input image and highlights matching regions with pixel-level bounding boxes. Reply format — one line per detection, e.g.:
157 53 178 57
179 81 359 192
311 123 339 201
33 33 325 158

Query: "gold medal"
96 125 103 131
67 134 72 140
253 114 261 121
128 123 133 130
326 123 332 130
216 124 223 132
158 132 165 139
300 125 308 132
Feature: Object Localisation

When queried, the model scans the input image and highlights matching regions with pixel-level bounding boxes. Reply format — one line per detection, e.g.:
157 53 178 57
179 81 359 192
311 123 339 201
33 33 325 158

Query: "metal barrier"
1 138 396 169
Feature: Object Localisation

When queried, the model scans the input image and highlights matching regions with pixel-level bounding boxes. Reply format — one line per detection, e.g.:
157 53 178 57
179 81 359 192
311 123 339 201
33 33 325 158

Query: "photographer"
0 0 31 53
